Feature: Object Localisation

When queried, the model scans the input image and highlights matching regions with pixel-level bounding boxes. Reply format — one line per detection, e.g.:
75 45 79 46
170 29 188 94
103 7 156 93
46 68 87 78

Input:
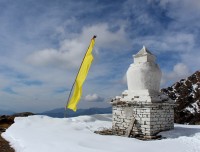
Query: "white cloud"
27 39 86 69
80 24 128 49
173 63 190 77
134 32 195 53
159 0 200 22
161 63 190 86
180 51 200 73
27 23 129 69
84 93 104 102
123 0 157 26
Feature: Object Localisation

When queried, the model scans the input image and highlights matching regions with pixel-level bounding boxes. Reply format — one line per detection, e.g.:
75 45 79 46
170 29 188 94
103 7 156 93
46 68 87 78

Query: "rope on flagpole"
64 35 97 118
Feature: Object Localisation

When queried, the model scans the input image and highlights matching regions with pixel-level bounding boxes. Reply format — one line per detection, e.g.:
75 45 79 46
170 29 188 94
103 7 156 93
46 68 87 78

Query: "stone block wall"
112 102 174 137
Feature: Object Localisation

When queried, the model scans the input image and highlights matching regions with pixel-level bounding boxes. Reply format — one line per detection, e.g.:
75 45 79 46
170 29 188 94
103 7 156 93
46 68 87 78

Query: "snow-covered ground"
2 114 200 152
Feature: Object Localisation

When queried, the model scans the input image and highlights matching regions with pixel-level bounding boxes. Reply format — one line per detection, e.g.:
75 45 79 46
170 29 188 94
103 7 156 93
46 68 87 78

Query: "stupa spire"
133 46 155 63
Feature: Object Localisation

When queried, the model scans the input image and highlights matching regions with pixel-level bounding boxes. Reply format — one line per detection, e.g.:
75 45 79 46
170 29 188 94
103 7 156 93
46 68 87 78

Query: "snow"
190 92 196 98
192 102 200 113
2 114 200 152
185 106 196 114
185 102 200 114
182 79 187 86
192 84 198 90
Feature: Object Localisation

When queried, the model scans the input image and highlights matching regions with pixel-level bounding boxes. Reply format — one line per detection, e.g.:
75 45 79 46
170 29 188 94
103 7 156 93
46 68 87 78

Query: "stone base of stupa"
110 91 175 137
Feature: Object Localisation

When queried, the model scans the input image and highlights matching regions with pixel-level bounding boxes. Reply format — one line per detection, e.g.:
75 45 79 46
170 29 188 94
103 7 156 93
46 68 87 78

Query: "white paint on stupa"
111 46 175 138
121 46 168 102
126 46 161 95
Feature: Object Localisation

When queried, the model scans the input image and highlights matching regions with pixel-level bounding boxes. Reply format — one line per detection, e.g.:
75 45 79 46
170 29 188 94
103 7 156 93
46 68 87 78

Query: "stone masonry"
111 99 174 137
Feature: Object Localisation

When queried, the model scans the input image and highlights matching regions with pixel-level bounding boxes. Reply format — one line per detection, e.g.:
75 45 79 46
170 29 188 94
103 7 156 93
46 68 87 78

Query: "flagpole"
64 35 97 118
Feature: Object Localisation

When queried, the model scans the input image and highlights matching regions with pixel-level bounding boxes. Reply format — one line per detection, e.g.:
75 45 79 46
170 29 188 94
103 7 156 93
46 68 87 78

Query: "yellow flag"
67 37 96 111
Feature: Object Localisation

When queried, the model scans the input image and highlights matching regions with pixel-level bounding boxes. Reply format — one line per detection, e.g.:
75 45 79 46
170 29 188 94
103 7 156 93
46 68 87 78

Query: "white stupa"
127 46 161 93
111 46 175 139
121 46 165 102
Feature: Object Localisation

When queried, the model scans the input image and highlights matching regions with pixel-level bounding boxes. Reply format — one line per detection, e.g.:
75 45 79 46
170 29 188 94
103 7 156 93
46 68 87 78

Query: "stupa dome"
126 46 162 93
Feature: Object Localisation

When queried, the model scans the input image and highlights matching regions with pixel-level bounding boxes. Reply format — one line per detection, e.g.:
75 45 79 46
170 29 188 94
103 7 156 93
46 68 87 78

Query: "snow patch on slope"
184 101 200 114
193 84 198 90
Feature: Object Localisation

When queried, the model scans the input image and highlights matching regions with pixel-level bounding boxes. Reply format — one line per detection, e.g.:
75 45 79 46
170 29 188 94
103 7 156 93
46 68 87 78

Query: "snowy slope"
162 71 200 124
2 114 200 152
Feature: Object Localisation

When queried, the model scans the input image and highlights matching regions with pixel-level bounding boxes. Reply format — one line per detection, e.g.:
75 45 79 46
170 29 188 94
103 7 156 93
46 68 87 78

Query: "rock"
161 71 200 124
0 128 6 132
0 112 35 129
0 115 14 125
12 112 34 117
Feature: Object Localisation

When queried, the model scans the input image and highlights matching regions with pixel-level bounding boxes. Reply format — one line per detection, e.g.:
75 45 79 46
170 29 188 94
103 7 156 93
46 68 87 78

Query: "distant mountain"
39 107 112 118
161 71 200 124
0 109 15 116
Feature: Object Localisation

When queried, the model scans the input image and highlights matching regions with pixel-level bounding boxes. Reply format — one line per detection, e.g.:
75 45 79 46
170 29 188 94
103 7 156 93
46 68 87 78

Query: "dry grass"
0 123 15 152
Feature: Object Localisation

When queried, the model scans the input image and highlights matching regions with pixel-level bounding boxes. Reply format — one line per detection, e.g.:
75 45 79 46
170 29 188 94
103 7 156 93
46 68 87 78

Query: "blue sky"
0 0 200 113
